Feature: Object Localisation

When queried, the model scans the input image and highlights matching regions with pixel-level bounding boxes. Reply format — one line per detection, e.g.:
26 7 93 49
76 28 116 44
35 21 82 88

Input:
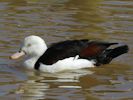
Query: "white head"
10 35 47 61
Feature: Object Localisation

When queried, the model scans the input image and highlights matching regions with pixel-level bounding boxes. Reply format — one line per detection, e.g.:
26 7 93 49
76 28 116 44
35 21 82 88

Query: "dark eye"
27 44 31 47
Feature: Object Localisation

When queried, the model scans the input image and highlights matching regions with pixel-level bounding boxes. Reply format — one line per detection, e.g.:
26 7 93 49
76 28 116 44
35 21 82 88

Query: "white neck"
23 44 47 69
24 56 40 69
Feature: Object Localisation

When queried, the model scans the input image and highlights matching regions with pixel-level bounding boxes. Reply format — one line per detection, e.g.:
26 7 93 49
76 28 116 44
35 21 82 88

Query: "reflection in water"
17 69 93 100
0 0 132 100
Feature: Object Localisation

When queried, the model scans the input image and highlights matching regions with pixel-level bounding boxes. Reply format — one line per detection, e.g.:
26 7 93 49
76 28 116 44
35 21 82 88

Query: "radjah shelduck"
10 35 128 73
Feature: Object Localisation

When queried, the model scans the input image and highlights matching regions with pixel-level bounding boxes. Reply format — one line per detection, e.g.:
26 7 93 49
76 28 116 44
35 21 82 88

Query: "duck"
10 35 128 73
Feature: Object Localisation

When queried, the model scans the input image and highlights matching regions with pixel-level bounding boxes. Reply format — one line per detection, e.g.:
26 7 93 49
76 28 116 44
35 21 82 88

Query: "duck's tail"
96 45 129 66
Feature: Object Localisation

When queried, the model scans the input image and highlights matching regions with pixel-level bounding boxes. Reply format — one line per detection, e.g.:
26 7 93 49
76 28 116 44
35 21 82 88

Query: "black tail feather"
96 45 128 65
107 45 128 59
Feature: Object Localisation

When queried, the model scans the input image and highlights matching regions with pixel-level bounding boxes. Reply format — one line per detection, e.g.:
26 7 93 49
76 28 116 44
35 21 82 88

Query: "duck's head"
10 35 47 59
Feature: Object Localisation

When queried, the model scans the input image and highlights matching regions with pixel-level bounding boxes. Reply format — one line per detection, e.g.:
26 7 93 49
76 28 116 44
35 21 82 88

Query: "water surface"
0 0 133 100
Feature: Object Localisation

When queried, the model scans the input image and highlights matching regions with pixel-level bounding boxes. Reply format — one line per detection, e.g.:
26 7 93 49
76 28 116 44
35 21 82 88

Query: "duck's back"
36 40 89 66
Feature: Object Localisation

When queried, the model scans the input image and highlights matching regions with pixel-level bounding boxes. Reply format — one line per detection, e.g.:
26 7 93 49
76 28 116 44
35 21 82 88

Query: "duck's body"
10 35 128 73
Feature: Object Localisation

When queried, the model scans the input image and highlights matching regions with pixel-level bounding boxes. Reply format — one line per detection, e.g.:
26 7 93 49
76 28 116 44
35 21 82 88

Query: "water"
0 0 133 100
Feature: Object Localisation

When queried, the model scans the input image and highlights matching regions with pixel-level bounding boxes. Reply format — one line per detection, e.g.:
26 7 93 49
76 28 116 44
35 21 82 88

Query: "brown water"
0 0 133 100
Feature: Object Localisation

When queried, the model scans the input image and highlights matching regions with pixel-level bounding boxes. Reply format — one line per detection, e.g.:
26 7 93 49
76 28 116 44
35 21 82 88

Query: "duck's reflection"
16 69 93 100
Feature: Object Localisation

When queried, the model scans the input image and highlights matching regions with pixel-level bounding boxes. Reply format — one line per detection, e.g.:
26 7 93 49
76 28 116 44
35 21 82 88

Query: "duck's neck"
24 56 40 69
23 42 48 69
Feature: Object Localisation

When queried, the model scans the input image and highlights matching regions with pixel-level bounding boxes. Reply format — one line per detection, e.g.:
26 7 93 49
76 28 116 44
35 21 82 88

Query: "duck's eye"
27 44 31 47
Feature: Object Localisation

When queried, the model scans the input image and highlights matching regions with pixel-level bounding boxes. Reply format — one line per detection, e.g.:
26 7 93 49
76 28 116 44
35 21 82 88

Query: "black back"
35 39 89 69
